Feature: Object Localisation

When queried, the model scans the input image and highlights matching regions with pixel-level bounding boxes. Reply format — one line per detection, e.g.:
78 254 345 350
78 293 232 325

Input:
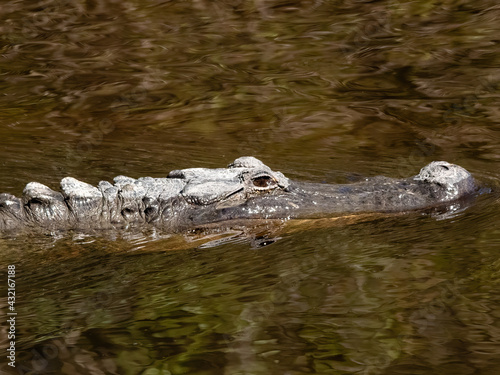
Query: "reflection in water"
2 208 500 374
1 0 500 374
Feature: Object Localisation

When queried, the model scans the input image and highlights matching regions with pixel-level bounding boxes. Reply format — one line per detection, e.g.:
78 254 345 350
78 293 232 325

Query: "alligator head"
0 157 479 233
182 157 478 226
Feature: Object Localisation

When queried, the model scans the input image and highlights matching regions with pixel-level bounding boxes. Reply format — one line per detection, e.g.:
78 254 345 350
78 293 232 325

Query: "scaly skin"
0 157 478 233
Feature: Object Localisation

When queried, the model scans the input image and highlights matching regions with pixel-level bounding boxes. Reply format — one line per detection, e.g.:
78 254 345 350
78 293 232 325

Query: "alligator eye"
252 175 275 188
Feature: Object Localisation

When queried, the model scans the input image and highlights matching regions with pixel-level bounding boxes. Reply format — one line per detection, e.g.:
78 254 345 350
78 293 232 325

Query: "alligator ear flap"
181 180 243 205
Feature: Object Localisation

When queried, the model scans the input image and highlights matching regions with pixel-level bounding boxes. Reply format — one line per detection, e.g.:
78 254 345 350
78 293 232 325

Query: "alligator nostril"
441 165 450 170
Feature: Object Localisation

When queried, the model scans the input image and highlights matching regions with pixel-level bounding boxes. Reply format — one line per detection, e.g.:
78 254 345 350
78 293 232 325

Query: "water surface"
1 1 500 374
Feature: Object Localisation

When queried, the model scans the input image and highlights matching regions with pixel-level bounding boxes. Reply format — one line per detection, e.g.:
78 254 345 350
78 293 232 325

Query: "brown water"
1 1 500 374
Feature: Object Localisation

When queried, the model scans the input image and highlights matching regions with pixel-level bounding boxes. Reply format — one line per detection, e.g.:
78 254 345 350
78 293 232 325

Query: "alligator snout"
414 161 477 198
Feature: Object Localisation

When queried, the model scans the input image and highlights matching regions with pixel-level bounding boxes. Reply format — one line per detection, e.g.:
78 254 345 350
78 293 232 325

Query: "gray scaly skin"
0 157 478 233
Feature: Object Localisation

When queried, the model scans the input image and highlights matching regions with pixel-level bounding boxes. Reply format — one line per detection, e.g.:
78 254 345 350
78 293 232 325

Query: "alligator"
0 157 479 233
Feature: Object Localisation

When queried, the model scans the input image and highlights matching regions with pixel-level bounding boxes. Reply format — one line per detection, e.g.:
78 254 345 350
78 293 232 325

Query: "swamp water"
1 1 500 374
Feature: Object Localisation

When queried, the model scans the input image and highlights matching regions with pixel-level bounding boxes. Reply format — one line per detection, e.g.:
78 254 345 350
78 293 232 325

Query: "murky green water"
1 1 500 374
